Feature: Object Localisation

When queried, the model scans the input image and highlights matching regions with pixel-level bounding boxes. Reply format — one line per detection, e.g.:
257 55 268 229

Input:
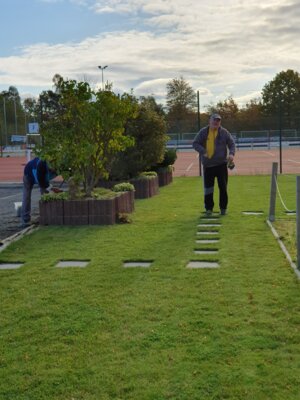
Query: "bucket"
14 202 22 217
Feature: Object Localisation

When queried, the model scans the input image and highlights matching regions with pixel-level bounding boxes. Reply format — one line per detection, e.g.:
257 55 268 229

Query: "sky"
0 0 300 109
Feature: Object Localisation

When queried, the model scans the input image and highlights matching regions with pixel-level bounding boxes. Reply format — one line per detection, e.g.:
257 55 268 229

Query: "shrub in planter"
157 165 173 186
39 187 134 226
130 172 159 199
36 77 138 227
112 182 135 213
40 191 68 225
152 148 177 186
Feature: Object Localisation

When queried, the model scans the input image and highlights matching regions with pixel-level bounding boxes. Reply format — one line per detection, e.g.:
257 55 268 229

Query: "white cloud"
1 0 300 107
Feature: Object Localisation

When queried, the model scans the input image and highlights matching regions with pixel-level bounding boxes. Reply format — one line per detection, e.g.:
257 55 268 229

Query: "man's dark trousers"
203 163 228 211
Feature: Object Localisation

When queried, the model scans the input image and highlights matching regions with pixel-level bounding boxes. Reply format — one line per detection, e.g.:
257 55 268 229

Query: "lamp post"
98 65 108 90
197 90 202 177
12 94 18 134
2 91 8 146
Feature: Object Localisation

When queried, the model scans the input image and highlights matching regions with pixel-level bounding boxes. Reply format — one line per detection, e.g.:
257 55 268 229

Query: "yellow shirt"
206 128 218 158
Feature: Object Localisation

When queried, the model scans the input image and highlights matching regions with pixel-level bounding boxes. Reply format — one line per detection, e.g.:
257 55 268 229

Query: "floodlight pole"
98 65 108 90
197 90 202 177
13 95 18 134
2 92 8 146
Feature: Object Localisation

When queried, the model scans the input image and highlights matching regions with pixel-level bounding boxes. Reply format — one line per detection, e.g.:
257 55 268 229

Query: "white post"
26 149 31 162
269 162 278 222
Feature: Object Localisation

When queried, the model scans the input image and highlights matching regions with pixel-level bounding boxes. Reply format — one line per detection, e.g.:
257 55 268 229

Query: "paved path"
0 185 40 241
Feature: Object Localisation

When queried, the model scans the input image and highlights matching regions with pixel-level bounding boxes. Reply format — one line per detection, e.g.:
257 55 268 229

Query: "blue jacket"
193 126 236 168
24 157 56 189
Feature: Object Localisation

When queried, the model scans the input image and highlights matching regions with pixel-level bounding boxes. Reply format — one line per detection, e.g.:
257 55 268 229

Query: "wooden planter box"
130 176 159 199
115 191 135 214
39 200 64 225
88 198 116 225
64 199 89 225
39 191 135 226
157 169 173 186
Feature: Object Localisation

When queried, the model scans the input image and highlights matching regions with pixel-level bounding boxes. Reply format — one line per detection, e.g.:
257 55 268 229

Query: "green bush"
41 191 69 202
153 148 177 170
112 182 135 192
110 96 168 180
139 171 157 178
137 171 158 179
91 188 118 199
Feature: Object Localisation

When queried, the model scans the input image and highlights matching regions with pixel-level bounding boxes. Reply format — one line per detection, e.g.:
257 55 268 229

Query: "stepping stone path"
194 249 218 255
56 260 89 268
187 213 223 269
123 261 152 268
196 239 219 244
0 262 24 270
197 231 219 235
187 261 219 269
242 211 264 215
198 223 221 227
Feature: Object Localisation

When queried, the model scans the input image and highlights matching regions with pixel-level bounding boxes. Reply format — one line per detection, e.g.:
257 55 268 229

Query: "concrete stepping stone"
194 250 218 254
198 223 221 227
201 218 219 222
0 263 24 270
197 231 219 235
56 260 89 268
123 261 152 268
196 239 219 244
242 211 263 215
186 261 220 269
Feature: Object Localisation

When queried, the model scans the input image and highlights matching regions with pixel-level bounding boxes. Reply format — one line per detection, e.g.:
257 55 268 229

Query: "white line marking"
262 151 275 156
288 159 300 164
0 193 20 201
186 163 194 171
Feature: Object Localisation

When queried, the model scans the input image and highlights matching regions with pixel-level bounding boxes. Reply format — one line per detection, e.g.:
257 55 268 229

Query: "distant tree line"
165 70 300 134
1 69 300 147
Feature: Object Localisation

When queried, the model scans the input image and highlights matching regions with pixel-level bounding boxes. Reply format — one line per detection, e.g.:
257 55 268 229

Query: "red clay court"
0 148 300 182
173 147 300 177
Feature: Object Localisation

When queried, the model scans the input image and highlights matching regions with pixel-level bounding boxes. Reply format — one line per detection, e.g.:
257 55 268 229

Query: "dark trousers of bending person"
203 163 228 212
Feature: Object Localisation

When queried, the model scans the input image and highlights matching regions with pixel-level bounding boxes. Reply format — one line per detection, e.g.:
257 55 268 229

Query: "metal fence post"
297 176 300 269
269 162 278 222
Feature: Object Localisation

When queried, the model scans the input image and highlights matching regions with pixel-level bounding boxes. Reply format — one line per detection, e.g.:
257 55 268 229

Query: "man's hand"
228 154 234 162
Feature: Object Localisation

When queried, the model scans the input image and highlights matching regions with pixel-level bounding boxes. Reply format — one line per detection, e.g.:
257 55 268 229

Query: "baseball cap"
210 113 221 120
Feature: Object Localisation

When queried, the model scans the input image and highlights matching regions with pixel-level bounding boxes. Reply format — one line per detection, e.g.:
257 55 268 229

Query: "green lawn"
1 176 300 400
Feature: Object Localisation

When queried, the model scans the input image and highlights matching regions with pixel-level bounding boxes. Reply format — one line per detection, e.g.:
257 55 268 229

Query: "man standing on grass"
193 113 236 216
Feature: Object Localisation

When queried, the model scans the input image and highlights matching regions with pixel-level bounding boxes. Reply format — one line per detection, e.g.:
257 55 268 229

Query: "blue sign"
28 122 39 134
11 135 26 143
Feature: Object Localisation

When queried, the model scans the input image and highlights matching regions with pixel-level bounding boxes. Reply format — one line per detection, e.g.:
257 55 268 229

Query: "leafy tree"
262 69 300 128
0 87 25 136
166 77 197 133
23 98 39 121
206 96 239 131
110 96 168 179
238 99 265 131
38 77 137 196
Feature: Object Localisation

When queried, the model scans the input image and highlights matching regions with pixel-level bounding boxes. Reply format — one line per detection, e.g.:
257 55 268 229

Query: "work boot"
220 209 227 216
